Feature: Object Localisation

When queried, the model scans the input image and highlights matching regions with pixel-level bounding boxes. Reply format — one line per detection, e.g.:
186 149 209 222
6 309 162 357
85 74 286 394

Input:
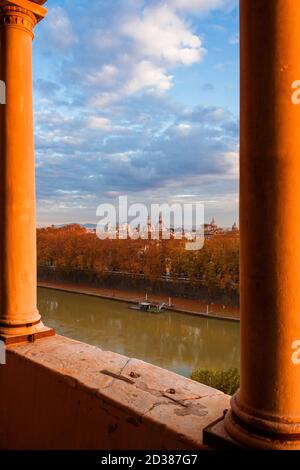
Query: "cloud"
122 4 205 66
86 116 112 132
35 102 238 202
87 65 119 86
124 61 173 94
176 123 192 135
167 0 236 14
90 61 173 107
33 0 239 225
168 0 225 13
84 3 206 108
41 6 77 50
223 151 239 177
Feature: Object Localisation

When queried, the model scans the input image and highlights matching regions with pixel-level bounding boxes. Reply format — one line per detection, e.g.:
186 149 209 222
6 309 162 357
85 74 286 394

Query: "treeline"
37 224 239 294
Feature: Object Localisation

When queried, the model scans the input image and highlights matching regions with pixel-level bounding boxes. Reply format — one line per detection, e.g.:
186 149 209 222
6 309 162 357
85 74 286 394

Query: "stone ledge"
0 335 229 449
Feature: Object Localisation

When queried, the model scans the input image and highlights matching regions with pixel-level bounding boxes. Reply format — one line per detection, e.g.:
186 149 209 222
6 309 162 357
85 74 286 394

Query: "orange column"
0 1 53 343
223 0 300 449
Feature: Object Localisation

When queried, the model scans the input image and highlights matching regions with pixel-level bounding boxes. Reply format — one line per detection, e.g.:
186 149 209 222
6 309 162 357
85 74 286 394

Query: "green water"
38 287 240 378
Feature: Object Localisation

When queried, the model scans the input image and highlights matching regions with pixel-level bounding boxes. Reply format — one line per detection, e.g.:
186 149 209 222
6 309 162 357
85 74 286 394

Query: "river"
38 287 240 378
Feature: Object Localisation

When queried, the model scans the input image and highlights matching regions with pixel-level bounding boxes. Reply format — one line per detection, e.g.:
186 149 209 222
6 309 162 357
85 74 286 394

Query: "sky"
33 0 239 228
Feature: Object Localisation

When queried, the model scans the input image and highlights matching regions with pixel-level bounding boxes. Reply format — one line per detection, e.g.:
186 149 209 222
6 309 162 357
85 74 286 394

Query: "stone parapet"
0 335 229 449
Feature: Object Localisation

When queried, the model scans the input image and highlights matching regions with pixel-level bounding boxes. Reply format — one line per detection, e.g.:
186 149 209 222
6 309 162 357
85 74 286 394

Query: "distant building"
204 218 221 239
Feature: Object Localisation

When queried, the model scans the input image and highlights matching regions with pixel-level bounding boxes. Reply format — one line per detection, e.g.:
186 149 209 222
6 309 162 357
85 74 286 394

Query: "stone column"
224 0 300 449
0 1 53 343
204 0 300 450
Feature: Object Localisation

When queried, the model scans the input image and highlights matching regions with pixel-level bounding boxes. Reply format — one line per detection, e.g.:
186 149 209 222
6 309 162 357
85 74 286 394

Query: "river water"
38 287 240 378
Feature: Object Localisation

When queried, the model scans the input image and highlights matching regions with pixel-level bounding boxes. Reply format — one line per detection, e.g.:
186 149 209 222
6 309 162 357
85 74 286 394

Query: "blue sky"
33 0 239 227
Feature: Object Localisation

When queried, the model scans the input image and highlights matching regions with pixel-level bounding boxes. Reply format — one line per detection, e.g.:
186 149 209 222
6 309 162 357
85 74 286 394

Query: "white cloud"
91 61 173 107
81 2 217 108
209 107 231 122
124 61 173 94
87 65 118 86
89 30 120 52
223 151 239 177
176 123 192 135
168 0 230 13
44 7 77 49
86 116 112 131
122 5 205 66
91 92 120 108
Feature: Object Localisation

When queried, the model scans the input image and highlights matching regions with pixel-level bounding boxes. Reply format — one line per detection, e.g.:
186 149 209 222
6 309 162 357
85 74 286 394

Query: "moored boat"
130 301 166 313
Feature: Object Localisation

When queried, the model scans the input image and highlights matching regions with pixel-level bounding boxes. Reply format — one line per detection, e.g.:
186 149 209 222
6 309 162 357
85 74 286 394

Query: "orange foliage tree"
37 225 239 291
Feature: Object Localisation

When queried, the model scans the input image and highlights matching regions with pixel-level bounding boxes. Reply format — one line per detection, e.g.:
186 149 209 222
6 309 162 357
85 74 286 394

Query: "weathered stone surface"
0 335 230 449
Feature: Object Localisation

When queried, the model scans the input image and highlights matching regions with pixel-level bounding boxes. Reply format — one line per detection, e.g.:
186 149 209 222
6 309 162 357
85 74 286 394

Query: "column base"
0 323 55 345
203 413 246 449
203 408 300 450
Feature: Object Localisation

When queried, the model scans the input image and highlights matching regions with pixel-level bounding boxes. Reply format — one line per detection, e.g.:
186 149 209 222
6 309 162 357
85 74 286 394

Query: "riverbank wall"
37 281 240 322
38 266 239 308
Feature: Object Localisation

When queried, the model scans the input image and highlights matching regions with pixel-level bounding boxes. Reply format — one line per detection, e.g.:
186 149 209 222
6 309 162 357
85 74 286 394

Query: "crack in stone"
89 361 222 419
97 358 133 390
181 391 223 401
119 358 132 375
142 401 175 417
174 402 207 417
142 399 208 419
